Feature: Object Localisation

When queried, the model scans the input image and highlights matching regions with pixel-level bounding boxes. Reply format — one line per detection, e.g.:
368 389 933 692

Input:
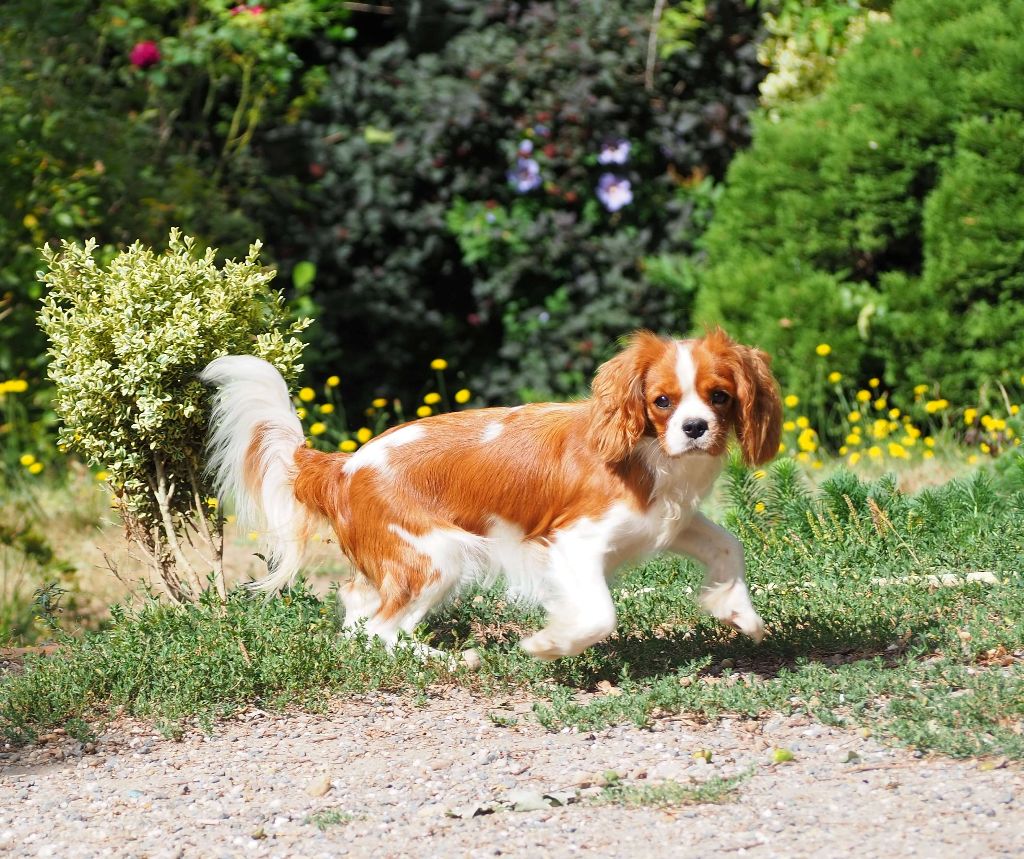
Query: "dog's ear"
588 331 664 462
734 345 783 467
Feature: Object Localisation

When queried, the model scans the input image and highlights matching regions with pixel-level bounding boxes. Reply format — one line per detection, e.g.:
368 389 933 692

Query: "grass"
596 770 750 807
305 809 357 830
1 455 1023 759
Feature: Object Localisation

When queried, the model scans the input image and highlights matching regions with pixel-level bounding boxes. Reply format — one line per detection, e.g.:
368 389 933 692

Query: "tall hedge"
694 0 1024 409
276 0 766 403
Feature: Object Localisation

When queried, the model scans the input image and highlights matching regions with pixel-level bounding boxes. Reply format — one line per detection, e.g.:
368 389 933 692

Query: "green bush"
693 0 1024 414
277 0 766 403
37 231 309 602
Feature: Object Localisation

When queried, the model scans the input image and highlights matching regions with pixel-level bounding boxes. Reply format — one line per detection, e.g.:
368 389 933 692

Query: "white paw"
699 581 765 643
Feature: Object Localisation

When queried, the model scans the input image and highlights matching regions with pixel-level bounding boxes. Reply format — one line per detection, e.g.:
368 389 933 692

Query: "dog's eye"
710 390 730 405
653 395 671 409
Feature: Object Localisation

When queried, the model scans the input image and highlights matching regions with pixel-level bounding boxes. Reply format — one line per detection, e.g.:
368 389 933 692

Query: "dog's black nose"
682 419 708 439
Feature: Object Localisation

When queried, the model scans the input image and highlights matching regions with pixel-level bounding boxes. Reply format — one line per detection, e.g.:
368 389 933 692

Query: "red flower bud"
129 41 161 69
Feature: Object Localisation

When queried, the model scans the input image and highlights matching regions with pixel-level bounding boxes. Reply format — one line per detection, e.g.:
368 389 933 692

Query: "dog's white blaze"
481 422 504 443
664 342 717 456
343 424 425 476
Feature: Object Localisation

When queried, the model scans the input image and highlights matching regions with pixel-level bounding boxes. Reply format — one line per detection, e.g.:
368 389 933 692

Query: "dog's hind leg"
338 572 382 630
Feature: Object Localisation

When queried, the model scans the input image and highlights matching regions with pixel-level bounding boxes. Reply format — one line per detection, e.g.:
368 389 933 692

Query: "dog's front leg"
519 548 617 660
672 512 765 643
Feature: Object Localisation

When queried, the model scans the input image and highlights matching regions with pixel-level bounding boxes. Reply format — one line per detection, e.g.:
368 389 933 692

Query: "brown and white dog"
200 330 782 660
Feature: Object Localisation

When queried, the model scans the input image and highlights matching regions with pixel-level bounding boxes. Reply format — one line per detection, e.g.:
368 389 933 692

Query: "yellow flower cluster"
17 453 44 475
776 341 1024 470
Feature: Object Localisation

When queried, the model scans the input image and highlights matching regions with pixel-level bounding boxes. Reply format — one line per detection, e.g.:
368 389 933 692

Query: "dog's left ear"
734 345 783 467
588 331 664 462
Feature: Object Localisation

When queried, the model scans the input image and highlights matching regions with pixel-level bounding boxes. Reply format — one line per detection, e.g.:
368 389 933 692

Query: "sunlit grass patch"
2 458 1022 759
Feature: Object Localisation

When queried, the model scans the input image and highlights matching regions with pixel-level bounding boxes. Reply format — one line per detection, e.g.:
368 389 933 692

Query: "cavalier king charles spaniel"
201 329 782 660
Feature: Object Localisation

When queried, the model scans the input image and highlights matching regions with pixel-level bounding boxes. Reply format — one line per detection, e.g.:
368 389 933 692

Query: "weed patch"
2 463 1022 758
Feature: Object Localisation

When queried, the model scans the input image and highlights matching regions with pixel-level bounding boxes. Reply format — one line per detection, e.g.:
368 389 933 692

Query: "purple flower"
596 174 633 212
508 157 541 193
517 139 534 156
129 41 161 69
534 124 551 138
597 139 631 165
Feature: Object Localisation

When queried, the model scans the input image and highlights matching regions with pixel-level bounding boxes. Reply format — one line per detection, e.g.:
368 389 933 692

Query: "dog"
200 329 782 660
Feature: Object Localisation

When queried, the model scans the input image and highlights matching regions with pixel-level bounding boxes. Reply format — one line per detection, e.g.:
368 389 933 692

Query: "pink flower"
231 4 265 14
129 41 161 69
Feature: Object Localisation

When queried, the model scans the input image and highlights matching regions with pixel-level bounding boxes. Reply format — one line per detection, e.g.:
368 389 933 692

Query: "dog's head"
587 329 782 466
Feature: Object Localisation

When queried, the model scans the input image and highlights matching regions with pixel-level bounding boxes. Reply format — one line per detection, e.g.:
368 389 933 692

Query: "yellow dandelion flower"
924 399 949 414
356 427 373 444
839 445 848 455
417 405 433 418
848 410 861 423
326 375 340 387
28 462 43 475
923 449 935 460
848 451 861 466
964 408 977 426
873 398 887 411
19 453 35 467
924 436 935 448
992 418 1007 431
815 343 831 357
784 394 799 408
901 435 917 447
339 439 358 452
310 422 327 435
887 442 908 459
778 442 787 453
856 390 871 403
796 451 810 463
1011 405 1020 416
754 502 766 513
868 446 882 459
423 392 441 405
812 461 823 470
845 433 861 446
298 387 315 402
888 408 900 419
430 358 448 371
797 428 818 452
869 378 880 389
95 470 110 481
296 407 307 420
783 420 796 432
796 416 809 429
905 424 921 439
980 442 991 454
980 414 994 430
967 454 979 465
828 371 842 384
5 379 28 393
914 384 929 396
372 398 388 409
319 403 335 415
454 388 471 404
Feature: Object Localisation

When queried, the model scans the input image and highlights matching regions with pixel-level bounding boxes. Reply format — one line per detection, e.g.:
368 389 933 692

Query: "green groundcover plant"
37 230 309 602
2 459 1022 759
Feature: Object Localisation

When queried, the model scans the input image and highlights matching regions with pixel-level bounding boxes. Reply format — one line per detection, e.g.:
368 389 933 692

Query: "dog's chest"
610 454 724 557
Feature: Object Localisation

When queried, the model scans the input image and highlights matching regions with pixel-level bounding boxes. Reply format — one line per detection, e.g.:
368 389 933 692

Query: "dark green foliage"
278 0 766 402
693 0 1024 412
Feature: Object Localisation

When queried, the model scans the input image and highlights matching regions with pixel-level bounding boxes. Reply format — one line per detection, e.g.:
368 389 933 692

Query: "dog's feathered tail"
199 355 329 593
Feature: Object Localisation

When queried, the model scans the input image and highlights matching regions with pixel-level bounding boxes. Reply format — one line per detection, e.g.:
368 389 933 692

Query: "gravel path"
2 690 1022 858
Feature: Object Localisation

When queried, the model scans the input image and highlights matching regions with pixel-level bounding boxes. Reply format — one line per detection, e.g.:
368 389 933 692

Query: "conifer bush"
692 0 1024 413
38 230 309 602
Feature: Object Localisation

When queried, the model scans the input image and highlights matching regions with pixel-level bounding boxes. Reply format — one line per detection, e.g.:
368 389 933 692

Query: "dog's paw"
699 581 765 643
